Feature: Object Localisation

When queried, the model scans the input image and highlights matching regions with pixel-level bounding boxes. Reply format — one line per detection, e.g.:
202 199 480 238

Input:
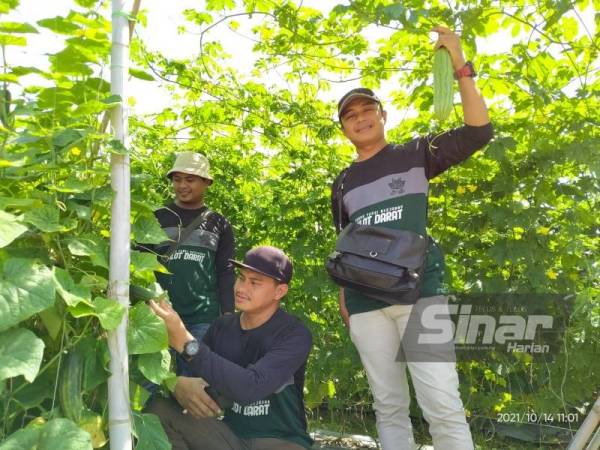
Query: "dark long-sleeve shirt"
330 123 494 314
189 309 313 448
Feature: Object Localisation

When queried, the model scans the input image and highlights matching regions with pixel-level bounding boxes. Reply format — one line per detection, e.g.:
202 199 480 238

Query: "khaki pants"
348 296 473 450
145 396 306 450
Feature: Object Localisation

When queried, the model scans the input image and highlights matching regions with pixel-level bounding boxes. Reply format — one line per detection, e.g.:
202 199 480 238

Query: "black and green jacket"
331 123 494 316
151 203 235 324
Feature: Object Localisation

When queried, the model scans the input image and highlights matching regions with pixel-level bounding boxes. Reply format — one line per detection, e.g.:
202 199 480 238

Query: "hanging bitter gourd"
433 48 454 121
58 348 85 423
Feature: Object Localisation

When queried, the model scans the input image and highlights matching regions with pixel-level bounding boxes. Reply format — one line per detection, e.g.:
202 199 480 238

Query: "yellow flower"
546 270 558 280
71 147 82 156
456 186 466 194
467 184 478 192
536 226 550 235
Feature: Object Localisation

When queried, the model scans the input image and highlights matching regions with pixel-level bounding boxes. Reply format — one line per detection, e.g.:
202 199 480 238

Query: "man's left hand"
149 298 193 353
432 26 466 70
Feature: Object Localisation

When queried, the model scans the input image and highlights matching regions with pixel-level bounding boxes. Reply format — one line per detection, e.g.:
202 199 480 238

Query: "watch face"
184 339 199 356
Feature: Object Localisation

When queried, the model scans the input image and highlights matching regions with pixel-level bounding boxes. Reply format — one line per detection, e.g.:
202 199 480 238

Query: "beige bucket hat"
166 152 213 182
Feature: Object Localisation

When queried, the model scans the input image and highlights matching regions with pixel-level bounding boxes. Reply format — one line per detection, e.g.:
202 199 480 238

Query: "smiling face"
170 172 211 209
234 268 288 315
340 98 387 148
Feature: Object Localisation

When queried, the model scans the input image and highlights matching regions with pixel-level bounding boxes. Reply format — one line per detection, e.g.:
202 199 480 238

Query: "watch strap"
454 61 476 79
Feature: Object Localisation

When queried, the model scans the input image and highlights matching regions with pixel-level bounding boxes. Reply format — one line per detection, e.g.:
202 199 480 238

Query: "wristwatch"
454 61 476 79
181 339 200 362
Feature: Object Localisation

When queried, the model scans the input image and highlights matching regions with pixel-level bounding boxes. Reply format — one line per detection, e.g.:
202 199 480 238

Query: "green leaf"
0 33 26 46
50 177 93 194
0 210 27 248
49 46 94 75
81 337 110 391
54 267 92 306
128 303 167 354
0 426 41 450
131 250 166 272
38 418 93 450
37 16 81 35
0 0 19 15
0 259 55 332
0 22 38 33
68 236 109 268
132 412 171 450
75 0 98 7
138 350 172 384
93 297 126 331
0 73 19 83
205 0 235 11
38 305 63 340
13 371 54 407
23 205 63 233
0 328 44 382
129 68 155 81
67 297 124 331
133 215 169 245
52 128 87 149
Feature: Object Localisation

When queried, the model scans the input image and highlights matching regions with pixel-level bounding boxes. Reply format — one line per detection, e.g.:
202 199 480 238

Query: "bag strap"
162 207 213 260
336 168 349 234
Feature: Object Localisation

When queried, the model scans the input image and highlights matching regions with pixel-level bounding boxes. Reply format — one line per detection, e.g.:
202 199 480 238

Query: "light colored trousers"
348 295 473 450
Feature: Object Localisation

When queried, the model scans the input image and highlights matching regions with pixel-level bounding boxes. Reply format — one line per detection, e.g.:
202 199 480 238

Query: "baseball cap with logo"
166 152 213 183
337 87 382 120
230 246 293 284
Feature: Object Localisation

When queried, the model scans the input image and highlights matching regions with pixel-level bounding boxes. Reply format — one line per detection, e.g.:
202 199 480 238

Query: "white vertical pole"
568 397 600 450
108 1 133 448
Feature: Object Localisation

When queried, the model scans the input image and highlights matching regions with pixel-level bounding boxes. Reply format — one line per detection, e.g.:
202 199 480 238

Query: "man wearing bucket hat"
146 151 235 376
329 28 493 449
147 246 313 450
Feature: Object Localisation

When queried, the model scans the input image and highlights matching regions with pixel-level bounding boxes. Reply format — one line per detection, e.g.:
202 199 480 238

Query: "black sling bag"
325 168 429 304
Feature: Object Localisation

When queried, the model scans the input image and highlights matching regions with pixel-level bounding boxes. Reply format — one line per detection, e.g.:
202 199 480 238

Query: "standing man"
330 28 493 449
147 246 313 450
146 151 235 375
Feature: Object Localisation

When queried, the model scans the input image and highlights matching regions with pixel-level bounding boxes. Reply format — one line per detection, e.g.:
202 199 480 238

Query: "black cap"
337 87 381 119
230 246 293 284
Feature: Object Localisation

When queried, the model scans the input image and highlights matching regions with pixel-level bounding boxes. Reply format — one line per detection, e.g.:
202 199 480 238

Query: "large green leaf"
0 210 27 248
0 259 55 332
93 297 126 331
23 205 64 233
68 297 125 331
138 350 172 385
0 425 41 450
37 16 81 35
54 267 92 306
81 337 110 391
132 412 171 450
133 215 169 245
68 236 109 268
39 418 93 449
128 303 167 355
0 328 44 382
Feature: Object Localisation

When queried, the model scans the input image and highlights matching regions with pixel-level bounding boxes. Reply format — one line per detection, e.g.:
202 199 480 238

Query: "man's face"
234 268 288 314
340 98 387 147
171 172 210 206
